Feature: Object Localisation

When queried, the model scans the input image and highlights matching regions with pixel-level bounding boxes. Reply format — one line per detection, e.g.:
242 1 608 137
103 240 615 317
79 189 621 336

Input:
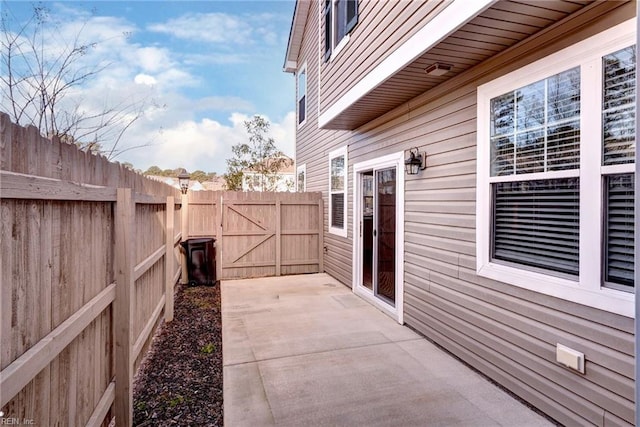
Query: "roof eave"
283 1 310 74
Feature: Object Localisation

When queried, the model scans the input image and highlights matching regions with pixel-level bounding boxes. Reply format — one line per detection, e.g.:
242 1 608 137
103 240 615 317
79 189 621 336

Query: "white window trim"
476 18 636 318
297 63 307 127
296 163 306 192
329 146 348 237
329 34 350 62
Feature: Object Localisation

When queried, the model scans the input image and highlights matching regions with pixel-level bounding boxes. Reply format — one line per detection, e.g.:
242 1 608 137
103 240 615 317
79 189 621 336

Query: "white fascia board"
318 0 498 128
283 1 310 73
284 60 298 73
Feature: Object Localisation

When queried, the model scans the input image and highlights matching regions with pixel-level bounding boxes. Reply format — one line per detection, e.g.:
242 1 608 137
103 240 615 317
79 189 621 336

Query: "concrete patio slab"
223 273 554 427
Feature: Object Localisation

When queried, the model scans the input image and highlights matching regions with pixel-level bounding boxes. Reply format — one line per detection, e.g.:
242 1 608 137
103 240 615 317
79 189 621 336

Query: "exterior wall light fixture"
178 170 190 194
405 147 426 175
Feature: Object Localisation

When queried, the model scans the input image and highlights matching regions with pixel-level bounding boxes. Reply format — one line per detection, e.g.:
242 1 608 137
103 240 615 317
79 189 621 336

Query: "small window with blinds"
329 147 347 236
297 67 306 125
477 21 636 315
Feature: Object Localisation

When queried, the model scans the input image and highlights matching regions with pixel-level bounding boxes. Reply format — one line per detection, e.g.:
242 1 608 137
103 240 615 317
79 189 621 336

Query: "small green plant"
168 395 184 408
201 343 216 354
135 401 147 411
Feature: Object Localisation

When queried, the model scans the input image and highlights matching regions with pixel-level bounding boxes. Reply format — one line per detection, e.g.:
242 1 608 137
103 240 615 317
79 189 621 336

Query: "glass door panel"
375 168 396 305
361 172 373 290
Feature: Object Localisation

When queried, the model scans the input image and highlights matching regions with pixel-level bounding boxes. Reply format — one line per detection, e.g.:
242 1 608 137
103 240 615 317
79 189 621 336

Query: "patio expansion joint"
225 336 425 368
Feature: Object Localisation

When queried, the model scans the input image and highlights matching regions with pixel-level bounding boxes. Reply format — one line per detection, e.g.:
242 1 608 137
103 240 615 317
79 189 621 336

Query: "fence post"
318 197 324 273
180 192 189 285
275 195 281 276
217 193 223 281
114 188 134 426
165 196 175 322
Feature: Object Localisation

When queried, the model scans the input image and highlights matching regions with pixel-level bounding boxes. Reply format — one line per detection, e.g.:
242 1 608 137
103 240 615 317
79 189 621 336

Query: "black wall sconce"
404 147 426 175
178 170 190 194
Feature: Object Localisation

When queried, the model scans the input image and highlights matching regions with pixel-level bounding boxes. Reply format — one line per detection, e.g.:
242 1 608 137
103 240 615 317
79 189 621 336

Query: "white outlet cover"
556 343 585 374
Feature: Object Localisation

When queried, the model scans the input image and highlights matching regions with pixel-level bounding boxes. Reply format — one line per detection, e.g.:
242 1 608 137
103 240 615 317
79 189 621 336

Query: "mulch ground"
133 283 223 426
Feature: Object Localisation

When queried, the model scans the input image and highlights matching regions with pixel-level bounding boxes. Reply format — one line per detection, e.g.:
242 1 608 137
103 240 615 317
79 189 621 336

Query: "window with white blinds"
297 67 306 125
476 19 636 316
489 68 581 278
329 147 347 237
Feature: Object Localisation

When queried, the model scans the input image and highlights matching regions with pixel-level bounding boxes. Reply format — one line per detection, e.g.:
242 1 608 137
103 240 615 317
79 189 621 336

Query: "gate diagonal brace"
232 232 275 264
227 204 268 230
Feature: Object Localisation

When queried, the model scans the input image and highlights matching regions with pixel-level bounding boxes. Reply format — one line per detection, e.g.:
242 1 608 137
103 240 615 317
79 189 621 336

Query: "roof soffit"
319 0 606 130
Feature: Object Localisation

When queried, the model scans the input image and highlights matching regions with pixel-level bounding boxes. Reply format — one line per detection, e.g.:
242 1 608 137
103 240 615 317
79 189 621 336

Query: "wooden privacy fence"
0 113 182 427
186 190 324 279
1 112 324 426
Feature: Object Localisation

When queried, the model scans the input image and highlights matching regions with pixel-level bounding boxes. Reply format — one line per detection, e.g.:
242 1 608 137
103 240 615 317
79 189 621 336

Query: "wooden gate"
186 191 323 280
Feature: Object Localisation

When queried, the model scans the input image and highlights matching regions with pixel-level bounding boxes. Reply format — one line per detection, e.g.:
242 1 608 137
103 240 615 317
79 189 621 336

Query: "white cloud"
270 111 296 158
148 13 253 44
134 47 174 73
135 74 157 86
119 112 296 174
147 12 286 47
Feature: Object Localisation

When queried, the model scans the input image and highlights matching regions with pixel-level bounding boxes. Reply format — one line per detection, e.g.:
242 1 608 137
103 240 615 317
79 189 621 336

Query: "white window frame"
329 146 348 237
476 18 636 317
297 63 307 127
296 163 306 192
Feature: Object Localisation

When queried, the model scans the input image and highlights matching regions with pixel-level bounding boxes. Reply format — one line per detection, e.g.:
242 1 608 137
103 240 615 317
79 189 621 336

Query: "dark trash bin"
181 238 218 286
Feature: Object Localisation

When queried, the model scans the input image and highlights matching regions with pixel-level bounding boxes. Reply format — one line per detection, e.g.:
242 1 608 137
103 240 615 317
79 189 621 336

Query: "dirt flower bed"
133 284 223 426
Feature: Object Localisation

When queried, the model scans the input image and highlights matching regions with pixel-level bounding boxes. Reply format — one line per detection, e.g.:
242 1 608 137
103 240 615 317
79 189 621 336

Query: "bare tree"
0 2 155 159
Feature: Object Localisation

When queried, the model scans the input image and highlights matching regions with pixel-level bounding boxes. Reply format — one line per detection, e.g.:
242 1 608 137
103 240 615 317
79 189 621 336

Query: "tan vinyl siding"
294 0 635 424
295 0 353 287
387 4 635 424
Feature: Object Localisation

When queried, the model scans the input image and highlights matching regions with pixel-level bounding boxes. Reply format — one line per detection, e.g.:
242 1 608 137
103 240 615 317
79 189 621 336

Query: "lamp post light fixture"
178 170 190 194
404 147 426 175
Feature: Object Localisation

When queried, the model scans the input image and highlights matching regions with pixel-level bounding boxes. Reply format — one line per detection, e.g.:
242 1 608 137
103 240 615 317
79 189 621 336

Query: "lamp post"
178 170 190 285
178 171 190 194
404 147 426 175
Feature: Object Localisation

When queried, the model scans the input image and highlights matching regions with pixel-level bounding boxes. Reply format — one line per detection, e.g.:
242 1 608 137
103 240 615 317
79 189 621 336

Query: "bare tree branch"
0 1 154 158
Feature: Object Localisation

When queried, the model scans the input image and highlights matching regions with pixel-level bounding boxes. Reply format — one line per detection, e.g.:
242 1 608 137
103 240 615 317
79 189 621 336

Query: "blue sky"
2 0 297 174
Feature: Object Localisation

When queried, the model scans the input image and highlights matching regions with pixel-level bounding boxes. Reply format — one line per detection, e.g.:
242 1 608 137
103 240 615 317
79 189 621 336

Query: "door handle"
373 229 377 237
